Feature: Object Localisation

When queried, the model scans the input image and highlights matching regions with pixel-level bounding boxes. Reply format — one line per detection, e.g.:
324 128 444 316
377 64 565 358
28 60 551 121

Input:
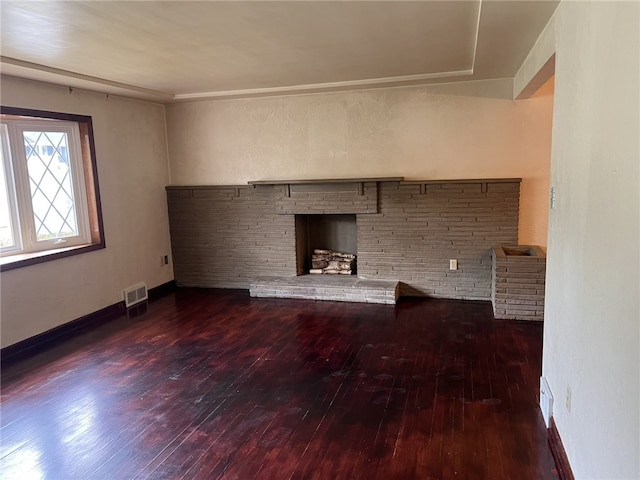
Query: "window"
0 107 105 271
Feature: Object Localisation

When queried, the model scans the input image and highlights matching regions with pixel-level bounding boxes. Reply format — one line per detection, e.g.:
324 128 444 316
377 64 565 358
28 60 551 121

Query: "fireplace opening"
295 214 357 275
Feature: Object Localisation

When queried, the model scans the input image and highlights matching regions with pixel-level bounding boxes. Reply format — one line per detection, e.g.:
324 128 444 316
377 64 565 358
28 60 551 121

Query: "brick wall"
357 181 519 300
166 179 521 300
491 245 546 320
275 182 378 214
167 186 296 288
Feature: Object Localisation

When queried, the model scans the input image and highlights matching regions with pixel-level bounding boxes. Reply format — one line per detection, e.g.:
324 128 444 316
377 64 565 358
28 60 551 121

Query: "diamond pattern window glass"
23 131 79 241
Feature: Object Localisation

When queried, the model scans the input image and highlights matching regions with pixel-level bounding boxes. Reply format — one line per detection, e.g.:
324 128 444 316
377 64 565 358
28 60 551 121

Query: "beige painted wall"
166 83 552 247
0 76 174 348
540 2 639 478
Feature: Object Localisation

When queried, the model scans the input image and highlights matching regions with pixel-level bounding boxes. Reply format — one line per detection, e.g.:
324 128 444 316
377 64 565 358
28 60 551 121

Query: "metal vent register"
123 283 148 307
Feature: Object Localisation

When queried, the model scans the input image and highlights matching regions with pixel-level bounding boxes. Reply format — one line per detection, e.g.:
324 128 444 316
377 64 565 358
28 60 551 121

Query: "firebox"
294 214 356 275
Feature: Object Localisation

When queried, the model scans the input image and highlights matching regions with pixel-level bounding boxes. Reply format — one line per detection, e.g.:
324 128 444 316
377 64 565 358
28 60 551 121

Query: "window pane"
23 131 79 240
0 145 16 248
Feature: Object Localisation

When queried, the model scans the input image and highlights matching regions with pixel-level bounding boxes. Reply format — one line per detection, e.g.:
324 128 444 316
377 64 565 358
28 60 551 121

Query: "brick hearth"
250 275 399 304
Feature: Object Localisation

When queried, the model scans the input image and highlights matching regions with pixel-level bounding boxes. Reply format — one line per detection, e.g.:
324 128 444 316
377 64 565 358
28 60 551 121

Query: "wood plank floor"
0 289 558 479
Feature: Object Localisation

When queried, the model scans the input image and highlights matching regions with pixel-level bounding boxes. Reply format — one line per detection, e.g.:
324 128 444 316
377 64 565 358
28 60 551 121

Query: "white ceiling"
0 1 558 103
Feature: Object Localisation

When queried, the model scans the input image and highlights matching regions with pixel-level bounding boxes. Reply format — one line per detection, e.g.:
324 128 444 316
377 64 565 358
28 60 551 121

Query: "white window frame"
1 118 92 257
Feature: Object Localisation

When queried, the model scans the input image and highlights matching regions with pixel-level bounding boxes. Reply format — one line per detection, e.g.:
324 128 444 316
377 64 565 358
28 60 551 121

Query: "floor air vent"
124 283 148 308
539 376 554 428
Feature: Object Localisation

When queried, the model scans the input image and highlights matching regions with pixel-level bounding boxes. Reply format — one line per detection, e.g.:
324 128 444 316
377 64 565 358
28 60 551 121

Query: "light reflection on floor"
1 380 111 479
1 445 44 480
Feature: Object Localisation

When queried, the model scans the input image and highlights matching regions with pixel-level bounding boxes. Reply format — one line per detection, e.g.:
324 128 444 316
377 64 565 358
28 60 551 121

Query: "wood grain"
0 288 559 479
548 417 575 480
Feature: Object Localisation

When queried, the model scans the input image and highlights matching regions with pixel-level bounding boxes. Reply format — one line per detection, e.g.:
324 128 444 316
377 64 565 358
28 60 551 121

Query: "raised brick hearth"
167 178 521 301
250 275 399 304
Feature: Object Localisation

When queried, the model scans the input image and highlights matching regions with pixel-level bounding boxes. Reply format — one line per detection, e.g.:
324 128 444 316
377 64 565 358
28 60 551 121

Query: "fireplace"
295 214 357 275
167 177 522 301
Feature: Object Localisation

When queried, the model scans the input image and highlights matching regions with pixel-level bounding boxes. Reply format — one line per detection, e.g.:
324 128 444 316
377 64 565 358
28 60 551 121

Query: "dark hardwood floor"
0 289 558 479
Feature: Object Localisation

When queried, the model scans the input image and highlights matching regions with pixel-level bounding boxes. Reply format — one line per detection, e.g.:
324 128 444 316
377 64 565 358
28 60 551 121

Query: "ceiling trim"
0 58 475 103
1 56 174 101
471 0 483 73
173 69 475 102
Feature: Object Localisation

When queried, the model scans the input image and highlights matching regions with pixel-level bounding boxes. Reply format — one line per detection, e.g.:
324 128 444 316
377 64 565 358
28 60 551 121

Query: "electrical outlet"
566 385 572 412
164 255 169 265
449 259 458 270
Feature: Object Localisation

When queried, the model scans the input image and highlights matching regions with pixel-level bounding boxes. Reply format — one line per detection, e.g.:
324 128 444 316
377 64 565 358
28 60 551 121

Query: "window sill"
0 242 105 272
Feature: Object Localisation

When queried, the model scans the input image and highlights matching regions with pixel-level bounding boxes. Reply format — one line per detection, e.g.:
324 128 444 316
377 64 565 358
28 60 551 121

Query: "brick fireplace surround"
166 178 520 302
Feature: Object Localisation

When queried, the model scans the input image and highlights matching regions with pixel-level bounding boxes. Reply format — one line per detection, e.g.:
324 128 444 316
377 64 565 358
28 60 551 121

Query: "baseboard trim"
1 280 176 364
148 280 176 301
0 302 125 364
548 417 575 480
